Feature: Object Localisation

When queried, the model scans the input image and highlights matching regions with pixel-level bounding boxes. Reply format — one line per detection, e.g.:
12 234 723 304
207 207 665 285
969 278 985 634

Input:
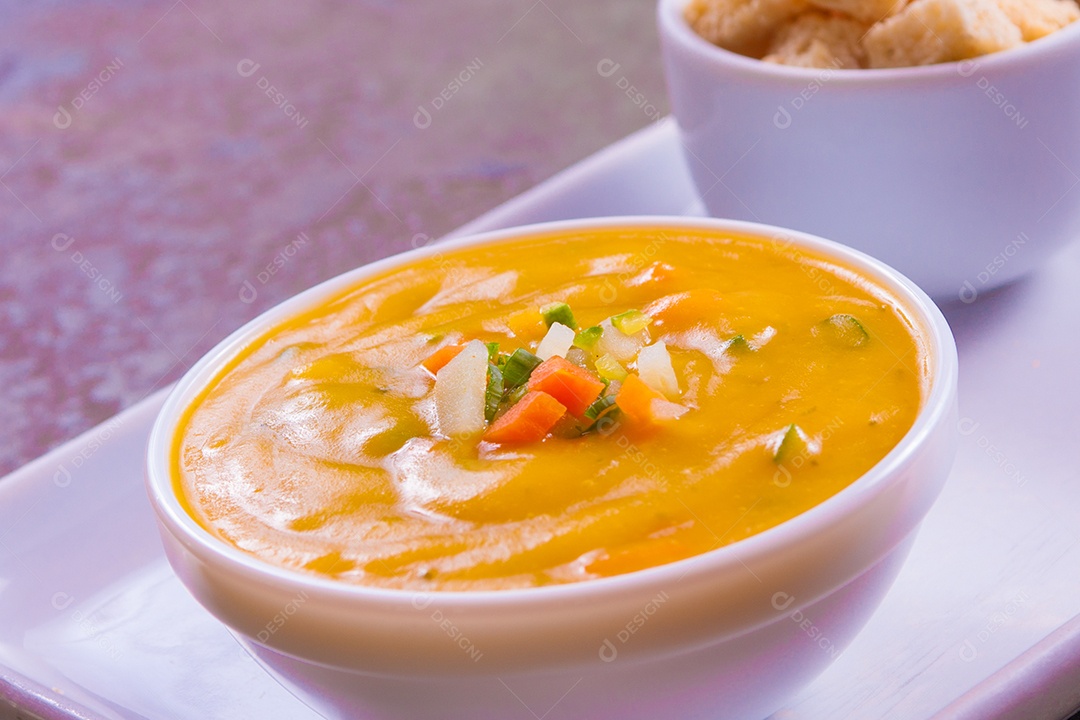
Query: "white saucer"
2 118 1079 720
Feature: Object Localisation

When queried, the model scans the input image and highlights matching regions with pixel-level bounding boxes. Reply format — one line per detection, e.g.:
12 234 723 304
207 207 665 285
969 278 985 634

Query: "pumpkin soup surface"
175 227 928 590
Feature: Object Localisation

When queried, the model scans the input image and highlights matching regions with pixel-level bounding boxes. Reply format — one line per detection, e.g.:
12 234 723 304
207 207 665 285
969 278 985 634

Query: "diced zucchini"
574 325 603 351
611 309 652 335
540 302 576 329
594 353 629 382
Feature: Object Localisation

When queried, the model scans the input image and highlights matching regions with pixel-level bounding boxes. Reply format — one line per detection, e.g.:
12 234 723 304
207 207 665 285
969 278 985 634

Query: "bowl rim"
657 0 1080 84
145 215 958 610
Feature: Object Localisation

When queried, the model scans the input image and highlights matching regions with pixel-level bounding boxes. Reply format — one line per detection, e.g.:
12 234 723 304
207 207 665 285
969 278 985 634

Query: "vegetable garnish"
483 391 566 444
584 394 618 421
540 302 576 329
573 326 603 351
421 344 465 376
502 348 543 389
485 363 504 423
772 423 813 464
611 309 652 335
536 322 575 361
594 353 628 382
615 374 687 425
527 356 605 417
814 314 869 348
421 301 694 445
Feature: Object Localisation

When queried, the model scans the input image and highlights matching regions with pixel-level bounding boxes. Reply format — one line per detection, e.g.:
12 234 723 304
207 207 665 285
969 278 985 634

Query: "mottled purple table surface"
0 0 667 477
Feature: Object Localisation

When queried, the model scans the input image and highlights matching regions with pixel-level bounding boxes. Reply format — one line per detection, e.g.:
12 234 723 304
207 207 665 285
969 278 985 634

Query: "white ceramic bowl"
658 0 1080 301
145 217 958 720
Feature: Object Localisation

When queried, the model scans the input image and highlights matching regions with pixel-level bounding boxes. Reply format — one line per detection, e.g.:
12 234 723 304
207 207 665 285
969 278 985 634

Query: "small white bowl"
146 216 958 720
658 0 1080 301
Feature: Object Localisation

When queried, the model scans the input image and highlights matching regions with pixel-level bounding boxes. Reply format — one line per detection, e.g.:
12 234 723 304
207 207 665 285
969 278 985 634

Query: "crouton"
763 11 871 68
808 0 909 24
862 0 1023 67
685 0 810 56
996 0 1079 40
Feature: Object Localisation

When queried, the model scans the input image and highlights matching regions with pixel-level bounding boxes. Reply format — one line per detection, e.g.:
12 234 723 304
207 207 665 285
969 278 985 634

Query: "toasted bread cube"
809 0 909 23
763 11 871 68
996 0 1079 40
685 0 810 57
863 0 1023 67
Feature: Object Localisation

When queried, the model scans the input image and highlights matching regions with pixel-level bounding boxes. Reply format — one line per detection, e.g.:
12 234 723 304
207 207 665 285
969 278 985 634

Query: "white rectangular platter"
2 118 1079 720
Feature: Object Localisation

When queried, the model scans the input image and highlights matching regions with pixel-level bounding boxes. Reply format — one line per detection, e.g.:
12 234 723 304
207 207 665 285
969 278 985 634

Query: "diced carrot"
483 391 566 444
421 344 465 376
616 374 687 425
526 356 606 417
645 289 726 330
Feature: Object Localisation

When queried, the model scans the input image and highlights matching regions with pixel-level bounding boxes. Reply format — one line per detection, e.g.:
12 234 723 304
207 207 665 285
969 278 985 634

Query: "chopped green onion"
773 423 808 463
505 383 529 407
581 406 621 434
816 314 869 348
485 363 504 423
594 353 628 382
426 334 444 345
502 348 543 389
540 302 576 329
611 309 652 335
728 334 752 353
573 325 602 350
584 394 618 420
486 342 501 361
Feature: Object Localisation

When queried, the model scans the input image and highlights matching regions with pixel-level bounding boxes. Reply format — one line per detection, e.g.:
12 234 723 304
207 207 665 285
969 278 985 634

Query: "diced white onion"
637 341 680 399
595 318 649 363
536 322 575 361
434 340 488 436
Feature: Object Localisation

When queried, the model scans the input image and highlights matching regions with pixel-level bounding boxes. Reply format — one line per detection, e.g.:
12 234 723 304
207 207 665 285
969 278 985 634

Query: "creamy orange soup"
174 227 928 591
